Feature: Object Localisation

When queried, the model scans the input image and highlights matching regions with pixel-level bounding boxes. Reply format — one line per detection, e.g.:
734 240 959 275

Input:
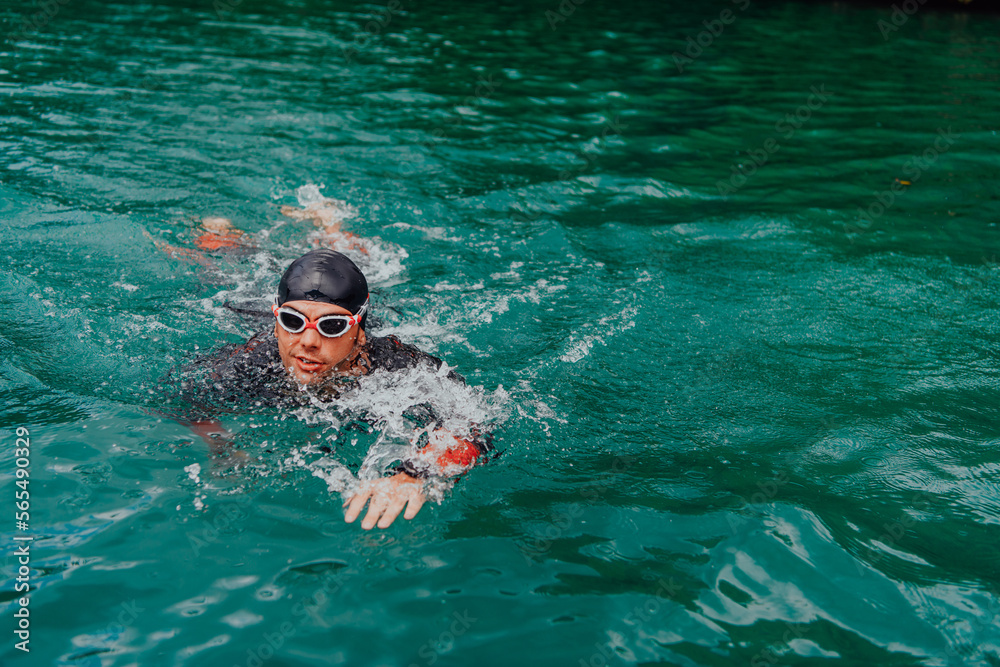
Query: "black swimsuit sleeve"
364 335 465 383
163 329 283 420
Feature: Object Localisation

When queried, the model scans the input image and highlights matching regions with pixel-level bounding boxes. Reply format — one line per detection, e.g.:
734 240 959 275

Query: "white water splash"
389 222 464 243
305 229 409 287
560 301 638 363
184 463 202 484
184 463 207 510
286 183 409 286
294 183 358 222
280 363 509 502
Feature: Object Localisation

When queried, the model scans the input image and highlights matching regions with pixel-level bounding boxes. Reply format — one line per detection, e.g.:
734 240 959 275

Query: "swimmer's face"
274 300 366 384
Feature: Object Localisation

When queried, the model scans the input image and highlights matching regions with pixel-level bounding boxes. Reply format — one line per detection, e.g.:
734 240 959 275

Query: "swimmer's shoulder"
183 329 281 379
364 334 465 382
165 329 283 419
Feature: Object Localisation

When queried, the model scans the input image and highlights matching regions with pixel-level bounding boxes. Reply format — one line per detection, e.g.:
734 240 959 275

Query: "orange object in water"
427 438 480 469
195 231 243 250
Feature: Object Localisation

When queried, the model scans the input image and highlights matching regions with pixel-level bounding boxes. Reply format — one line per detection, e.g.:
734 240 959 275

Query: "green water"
2 0 1000 664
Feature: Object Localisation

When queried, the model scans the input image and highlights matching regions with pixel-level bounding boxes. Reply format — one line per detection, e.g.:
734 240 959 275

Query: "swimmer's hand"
343 473 426 530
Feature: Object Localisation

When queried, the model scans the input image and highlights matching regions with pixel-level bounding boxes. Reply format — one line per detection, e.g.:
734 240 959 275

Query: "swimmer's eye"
279 311 308 332
273 306 358 338
316 318 351 337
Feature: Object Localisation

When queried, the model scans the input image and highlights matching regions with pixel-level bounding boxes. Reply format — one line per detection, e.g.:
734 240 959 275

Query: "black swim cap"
277 249 369 328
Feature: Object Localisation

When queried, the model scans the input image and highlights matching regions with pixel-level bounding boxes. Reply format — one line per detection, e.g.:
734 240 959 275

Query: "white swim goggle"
271 298 368 338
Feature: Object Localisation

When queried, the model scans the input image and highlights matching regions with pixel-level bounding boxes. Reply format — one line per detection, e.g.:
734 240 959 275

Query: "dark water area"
1 0 1000 665
827 0 1000 14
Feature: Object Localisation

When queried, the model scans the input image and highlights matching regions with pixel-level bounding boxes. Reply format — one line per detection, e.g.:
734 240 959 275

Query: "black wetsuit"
167 330 491 475
173 329 460 419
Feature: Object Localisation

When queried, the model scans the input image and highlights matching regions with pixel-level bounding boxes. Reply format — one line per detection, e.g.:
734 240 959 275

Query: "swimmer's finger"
402 492 426 521
361 494 390 531
344 490 373 524
376 494 410 529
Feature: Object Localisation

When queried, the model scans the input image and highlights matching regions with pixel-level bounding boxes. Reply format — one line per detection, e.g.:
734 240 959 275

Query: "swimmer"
148 194 363 262
195 216 245 251
143 216 248 266
174 249 488 530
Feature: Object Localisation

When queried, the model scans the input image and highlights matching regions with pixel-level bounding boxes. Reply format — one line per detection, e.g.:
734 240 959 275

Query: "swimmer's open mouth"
296 357 323 372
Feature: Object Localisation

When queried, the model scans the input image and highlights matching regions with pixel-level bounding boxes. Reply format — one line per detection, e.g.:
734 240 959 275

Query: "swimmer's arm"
342 430 485 530
279 203 368 254
403 429 484 477
143 230 213 267
144 218 247 265
185 419 249 466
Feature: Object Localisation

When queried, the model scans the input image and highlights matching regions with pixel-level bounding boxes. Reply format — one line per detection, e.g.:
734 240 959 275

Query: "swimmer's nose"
299 326 322 348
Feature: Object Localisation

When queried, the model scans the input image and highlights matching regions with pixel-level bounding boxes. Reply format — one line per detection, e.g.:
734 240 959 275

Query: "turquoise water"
3 0 1000 664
